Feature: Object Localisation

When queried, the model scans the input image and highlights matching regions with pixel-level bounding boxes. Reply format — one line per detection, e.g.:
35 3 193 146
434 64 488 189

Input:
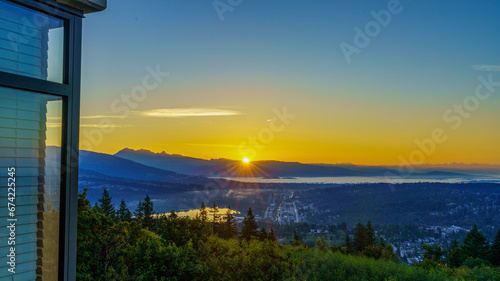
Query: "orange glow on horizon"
78 85 500 166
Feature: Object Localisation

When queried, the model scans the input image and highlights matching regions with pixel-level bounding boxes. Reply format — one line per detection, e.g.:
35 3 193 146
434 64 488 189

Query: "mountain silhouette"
114 148 469 179
79 149 204 184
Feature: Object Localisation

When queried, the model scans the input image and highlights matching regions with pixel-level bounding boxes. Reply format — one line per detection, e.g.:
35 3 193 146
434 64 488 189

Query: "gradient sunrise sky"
75 0 500 165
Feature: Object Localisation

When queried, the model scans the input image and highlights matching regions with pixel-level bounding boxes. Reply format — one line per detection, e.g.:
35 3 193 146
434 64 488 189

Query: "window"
0 0 65 83
0 87 62 280
0 0 85 280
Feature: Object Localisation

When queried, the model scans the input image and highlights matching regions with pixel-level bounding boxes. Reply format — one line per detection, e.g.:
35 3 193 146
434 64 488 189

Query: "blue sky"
78 0 500 164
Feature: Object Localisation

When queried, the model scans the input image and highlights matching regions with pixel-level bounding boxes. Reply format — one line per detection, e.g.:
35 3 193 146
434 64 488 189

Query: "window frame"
0 0 83 280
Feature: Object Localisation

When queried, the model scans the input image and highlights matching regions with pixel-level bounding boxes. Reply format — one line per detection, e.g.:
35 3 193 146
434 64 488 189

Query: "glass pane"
0 86 62 280
0 0 65 83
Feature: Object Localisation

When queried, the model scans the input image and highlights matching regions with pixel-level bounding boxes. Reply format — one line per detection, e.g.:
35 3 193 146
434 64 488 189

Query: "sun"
242 157 250 163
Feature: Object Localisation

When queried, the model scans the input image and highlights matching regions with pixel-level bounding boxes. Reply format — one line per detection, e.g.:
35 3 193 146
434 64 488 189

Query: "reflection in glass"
0 86 62 280
0 0 65 83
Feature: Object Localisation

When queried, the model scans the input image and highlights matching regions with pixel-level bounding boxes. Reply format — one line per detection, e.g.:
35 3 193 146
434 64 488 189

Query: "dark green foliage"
295 249 500 281
350 222 398 261
127 230 202 280
133 195 156 230
462 257 491 269
379 236 386 247
361 243 399 262
462 223 489 260
116 199 132 222
446 238 464 268
221 207 238 239
315 236 330 251
141 195 155 229
156 210 212 248
259 227 268 241
209 202 221 235
366 221 376 246
490 229 500 266
199 238 299 281
354 222 374 253
269 227 277 242
77 189 500 280
422 244 446 263
199 201 208 222
134 200 143 218
97 189 115 219
77 190 141 280
291 229 303 247
240 207 258 241
344 234 353 254
78 188 92 212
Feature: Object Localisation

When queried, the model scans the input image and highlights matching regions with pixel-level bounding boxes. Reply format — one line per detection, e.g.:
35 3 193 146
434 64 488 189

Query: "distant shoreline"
210 176 500 185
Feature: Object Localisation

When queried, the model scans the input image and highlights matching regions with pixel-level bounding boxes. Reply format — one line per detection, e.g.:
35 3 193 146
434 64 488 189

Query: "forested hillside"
77 189 500 280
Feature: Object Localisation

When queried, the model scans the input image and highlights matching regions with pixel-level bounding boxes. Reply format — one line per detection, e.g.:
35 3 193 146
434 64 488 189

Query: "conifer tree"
223 206 237 239
291 229 303 246
78 188 91 212
316 237 330 251
490 229 500 266
199 202 208 222
134 200 144 219
447 238 464 268
210 202 221 235
345 234 353 254
97 189 115 218
116 199 132 222
259 228 268 241
462 223 489 260
269 227 277 242
142 195 155 229
353 222 368 253
379 236 386 247
422 243 446 262
366 221 376 246
240 207 258 241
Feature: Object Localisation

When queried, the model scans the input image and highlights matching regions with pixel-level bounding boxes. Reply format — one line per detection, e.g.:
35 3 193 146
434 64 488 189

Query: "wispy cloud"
80 115 125 119
184 143 242 148
80 124 134 128
47 122 133 128
473 65 500 71
49 115 126 121
136 108 243 118
47 123 62 128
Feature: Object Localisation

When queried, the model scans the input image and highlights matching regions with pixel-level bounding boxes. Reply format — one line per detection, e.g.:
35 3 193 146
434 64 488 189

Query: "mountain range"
68 147 500 213
78 149 205 184
112 148 473 179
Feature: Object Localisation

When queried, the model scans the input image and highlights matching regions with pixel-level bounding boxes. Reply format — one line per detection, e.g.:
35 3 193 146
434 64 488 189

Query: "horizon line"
71 146 500 168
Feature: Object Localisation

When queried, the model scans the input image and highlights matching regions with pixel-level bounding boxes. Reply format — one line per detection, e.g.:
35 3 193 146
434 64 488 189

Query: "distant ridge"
115 148 211 176
114 148 472 179
384 163 500 174
79 149 204 184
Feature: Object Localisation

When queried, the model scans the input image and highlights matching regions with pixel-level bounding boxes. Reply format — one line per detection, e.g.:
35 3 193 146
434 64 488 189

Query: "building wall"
0 1 63 280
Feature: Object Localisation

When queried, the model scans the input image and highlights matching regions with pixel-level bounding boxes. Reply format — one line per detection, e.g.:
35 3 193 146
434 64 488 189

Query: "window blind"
0 88 61 280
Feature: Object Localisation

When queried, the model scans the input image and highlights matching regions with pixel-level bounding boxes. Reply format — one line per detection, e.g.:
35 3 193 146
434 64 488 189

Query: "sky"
77 0 500 165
